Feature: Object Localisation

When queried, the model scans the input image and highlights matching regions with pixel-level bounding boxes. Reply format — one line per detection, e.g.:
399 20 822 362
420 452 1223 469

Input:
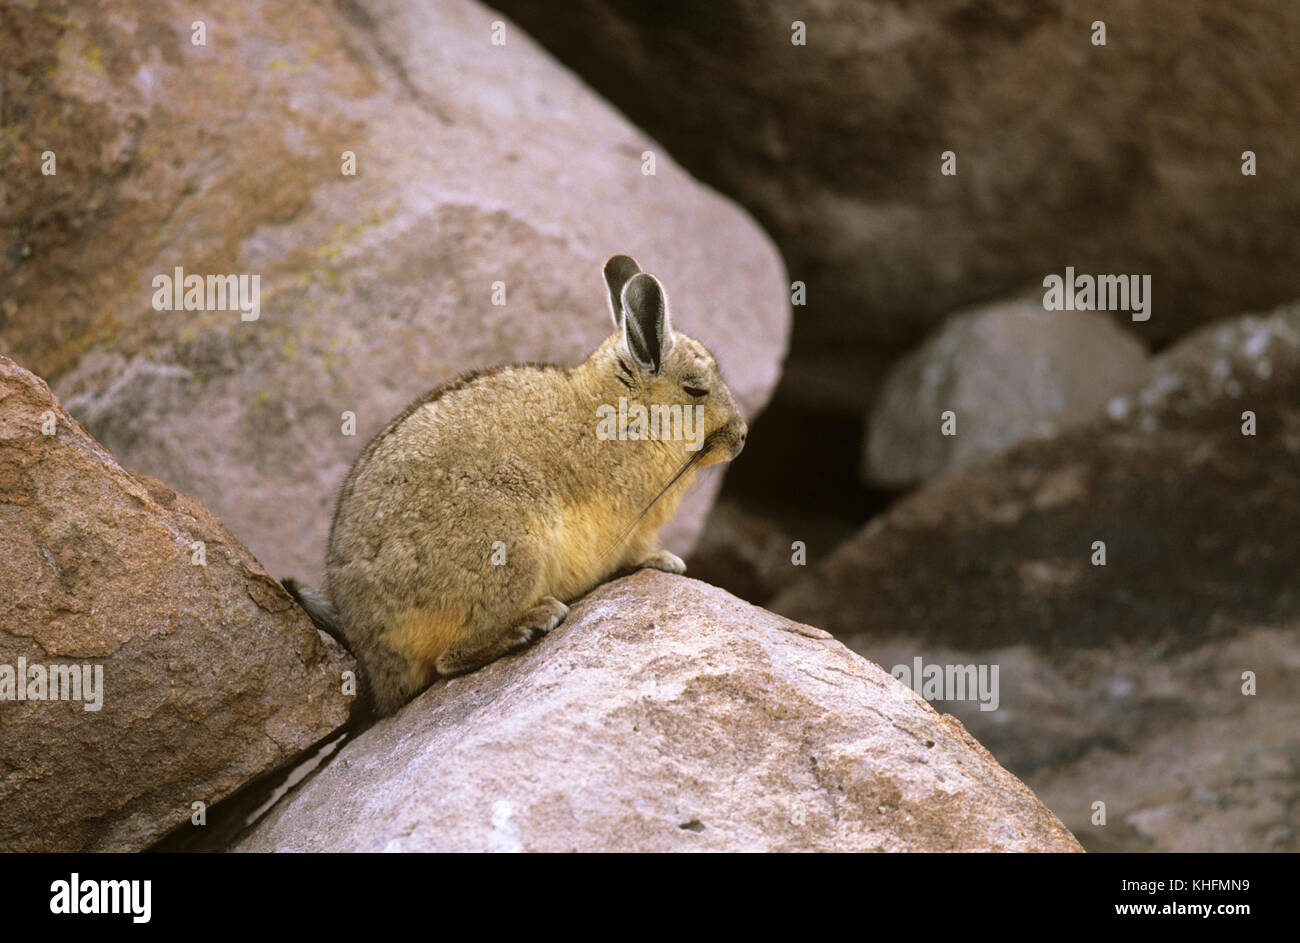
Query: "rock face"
0 355 352 852
773 302 1300 851
235 570 1081 852
492 0 1300 349
980 625 1298 853
864 299 1148 487
0 0 789 584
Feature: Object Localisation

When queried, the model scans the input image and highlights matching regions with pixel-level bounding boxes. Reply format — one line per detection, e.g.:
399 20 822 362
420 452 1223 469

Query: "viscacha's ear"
620 272 674 374
603 254 641 328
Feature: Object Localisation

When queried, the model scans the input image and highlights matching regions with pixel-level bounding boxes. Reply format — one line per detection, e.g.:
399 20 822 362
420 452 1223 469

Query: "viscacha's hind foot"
434 596 569 676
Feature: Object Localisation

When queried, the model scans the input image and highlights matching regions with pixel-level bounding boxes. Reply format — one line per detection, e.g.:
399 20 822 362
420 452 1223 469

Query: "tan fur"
383 604 469 689
312 258 747 715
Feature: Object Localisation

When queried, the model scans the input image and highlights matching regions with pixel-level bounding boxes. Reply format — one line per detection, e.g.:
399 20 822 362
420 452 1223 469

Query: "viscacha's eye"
683 385 709 398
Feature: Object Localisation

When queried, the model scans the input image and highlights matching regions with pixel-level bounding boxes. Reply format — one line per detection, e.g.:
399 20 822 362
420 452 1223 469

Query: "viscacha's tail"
282 578 352 654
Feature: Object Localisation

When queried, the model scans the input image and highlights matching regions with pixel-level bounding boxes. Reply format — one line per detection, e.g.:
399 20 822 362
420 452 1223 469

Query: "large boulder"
773 302 1300 851
0 0 789 583
864 298 1148 487
492 0 1300 349
235 570 1081 852
0 355 352 852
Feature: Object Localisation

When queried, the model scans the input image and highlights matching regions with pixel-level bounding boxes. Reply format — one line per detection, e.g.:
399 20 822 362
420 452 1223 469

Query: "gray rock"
941 626 1298 853
864 298 1148 487
235 570 1082 853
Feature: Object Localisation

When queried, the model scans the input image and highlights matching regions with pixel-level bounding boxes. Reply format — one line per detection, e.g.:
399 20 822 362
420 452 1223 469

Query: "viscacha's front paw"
636 549 686 575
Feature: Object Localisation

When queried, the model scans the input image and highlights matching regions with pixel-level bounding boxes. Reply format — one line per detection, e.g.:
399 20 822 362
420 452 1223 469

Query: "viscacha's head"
599 254 747 468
